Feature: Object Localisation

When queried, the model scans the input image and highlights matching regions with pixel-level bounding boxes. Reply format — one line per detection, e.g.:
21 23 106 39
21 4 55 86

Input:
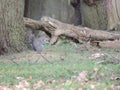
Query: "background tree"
25 0 74 24
0 0 26 54
81 0 108 29
24 0 120 30
70 0 82 25
81 0 120 30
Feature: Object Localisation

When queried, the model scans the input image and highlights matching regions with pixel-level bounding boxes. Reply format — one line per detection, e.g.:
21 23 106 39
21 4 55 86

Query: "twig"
10 59 19 65
32 53 52 64
40 54 53 64
32 59 39 64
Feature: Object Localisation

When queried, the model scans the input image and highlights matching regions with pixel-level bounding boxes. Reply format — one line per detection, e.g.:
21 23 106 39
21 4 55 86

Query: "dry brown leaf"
90 84 95 89
109 85 120 90
27 76 32 81
16 76 24 80
46 79 56 84
44 86 52 90
77 71 88 83
33 80 45 89
65 80 72 85
78 88 83 90
0 86 12 90
15 80 30 89
109 85 115 90
89 53 105 59
71 75 77 80
58 88 65 90
60 55 65 61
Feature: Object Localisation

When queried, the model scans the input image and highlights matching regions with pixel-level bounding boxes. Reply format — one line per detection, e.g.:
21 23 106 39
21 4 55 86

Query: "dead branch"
24 16 120 48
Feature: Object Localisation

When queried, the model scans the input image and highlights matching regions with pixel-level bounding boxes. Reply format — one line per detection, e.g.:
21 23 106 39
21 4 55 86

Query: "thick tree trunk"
26 0 74 24
24 0 29 17
81 0 108 30
24 16 120 48
0 0 26 54
81 0 120 30
106 0 120 30
70 0 82 25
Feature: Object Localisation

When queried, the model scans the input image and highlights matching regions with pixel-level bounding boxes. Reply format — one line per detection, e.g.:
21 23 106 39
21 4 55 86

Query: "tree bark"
0 0 26 54
91 40 120 48
24 16 120 48
106 0 120 30
70 0 82 25
26 0 74 24
81 0 108 29
81 0 120 30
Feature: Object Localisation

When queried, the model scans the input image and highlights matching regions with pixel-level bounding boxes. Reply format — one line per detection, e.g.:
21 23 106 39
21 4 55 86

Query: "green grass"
0 43 120 89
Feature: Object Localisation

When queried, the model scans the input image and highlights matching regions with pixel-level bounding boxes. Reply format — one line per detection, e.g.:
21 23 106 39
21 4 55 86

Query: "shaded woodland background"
0 1 120 89
0 0 120 54
25 0 120 30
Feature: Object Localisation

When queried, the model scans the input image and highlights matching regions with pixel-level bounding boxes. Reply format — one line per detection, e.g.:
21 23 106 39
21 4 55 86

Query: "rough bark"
91 40 120 48
24 16 120 48
106 0 120 30
0 0 26 54
24 0 29 17
70 0 82 25
81 0 120 30
26 0 74 24
81 0 108 29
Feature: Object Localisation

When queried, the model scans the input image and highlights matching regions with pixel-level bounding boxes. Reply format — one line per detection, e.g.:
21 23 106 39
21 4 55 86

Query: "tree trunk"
81 0 108 30
81 0 120 30
0 0 26 54
26 0 74 24
70 0 82 25
106 0 120 30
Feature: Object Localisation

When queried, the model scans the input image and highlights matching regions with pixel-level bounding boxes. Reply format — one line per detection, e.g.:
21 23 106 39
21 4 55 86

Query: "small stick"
40 53 53 64
32 53 52 64
10 59 19 65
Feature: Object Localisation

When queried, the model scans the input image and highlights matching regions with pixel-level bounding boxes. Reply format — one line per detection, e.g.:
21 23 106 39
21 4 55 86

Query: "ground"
0 42 120 90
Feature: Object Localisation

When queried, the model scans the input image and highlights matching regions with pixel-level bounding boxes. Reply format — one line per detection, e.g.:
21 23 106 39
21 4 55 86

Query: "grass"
0 43 120 89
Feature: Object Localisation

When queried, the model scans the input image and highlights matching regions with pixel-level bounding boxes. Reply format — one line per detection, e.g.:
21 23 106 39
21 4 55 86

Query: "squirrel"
32 35 48 53
32 35 52 64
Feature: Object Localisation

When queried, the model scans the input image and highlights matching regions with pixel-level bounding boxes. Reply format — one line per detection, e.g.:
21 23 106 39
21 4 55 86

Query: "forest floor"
0 42 120 90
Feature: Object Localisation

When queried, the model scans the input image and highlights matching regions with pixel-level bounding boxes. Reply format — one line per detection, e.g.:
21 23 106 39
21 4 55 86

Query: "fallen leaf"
110 74 120 80
27 76 32 81
71 75 77 80
46 78 56 84
65 80 72 85
44 86 52 90
77 71 88 83
90 84 95 89
58 88 65 90
60 55 65 61
78 88 83 90
109 85 120 90
109 85 115 90
89 53 105 59
16 76 24 80
0 86 12 90
15 80 30 89
33 80 45 89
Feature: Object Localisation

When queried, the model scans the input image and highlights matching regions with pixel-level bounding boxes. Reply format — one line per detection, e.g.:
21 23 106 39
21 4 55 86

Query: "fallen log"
91 40 120 48
24 16 120 48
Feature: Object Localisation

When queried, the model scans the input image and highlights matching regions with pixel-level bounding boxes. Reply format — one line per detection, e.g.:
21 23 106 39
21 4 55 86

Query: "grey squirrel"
25 30 49 52
32 35 49 53
32 35 52 64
